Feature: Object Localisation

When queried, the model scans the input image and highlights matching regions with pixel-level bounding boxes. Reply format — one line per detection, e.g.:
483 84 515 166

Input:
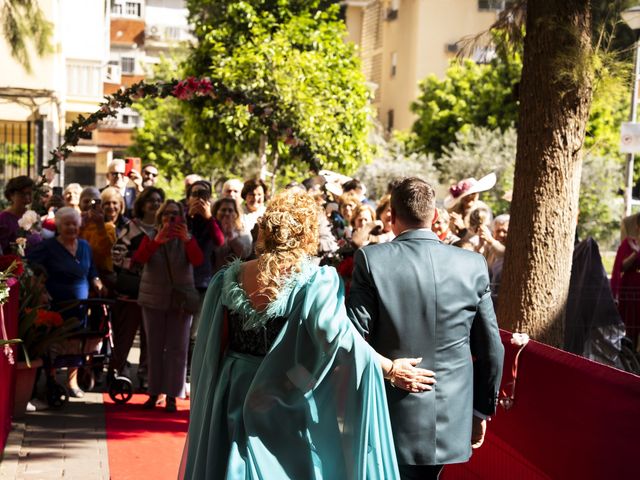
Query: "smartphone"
124 157 142 177
192 189 211 201
91 199 102 210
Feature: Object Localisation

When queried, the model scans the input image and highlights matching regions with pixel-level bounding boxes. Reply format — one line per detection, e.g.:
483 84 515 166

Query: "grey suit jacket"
346 229 504 466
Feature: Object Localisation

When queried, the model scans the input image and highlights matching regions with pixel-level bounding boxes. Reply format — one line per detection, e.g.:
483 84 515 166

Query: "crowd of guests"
0 162 511 411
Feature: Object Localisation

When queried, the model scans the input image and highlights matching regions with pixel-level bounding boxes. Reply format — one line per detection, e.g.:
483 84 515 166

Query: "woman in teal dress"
180 191 434 479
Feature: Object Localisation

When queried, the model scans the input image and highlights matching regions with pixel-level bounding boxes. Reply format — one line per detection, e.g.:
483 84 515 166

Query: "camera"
90 199 101 210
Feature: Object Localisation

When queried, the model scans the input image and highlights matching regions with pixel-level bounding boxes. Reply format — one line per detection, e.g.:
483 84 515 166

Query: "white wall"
0 0 60 94
60 0 109 61
145 0 189 28
0 0 62 122
60 0 109 107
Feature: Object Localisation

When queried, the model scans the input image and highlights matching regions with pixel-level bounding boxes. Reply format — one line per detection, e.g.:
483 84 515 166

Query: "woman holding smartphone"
133 200 204 412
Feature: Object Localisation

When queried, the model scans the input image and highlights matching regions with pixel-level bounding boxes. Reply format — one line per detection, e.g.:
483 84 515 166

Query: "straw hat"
443 172 497 210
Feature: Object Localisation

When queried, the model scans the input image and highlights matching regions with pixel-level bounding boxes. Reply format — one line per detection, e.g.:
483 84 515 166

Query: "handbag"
114 268 141 298
170 285 201 315
163 246 201 314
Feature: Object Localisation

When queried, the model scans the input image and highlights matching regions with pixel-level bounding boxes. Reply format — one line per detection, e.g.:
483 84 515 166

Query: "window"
110 1 122 15
67 62 102 98
387 110 394 133
117 109 141 129
125 1 141 17
390 52 398 77
120 57 135 74
164 26 181 41
111 0 142 18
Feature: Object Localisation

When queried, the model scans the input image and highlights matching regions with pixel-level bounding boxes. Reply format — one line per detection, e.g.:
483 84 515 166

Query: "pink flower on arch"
173 80 198 101
172 80 191 100
196 78 213 97
186 77 200 93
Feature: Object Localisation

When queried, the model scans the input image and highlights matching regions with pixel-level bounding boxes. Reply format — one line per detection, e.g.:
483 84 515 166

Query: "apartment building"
96 0 191 186
344 0 506 133
0 0 190 188
0 0 109 187
63 0 111 186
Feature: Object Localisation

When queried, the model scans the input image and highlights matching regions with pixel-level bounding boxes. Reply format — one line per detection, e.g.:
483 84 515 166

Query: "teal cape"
180 260 399 479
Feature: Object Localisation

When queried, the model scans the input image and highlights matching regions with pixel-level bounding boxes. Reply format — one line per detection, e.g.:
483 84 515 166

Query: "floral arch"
42 77 316 183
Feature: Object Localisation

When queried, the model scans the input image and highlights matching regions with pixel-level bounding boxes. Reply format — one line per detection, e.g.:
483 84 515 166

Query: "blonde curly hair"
255 190 319 301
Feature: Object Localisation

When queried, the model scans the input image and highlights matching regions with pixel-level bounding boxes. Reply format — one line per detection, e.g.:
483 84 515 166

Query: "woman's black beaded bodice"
227 308 287 356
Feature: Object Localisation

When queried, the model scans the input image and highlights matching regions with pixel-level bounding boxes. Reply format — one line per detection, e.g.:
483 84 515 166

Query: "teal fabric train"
180 259 399 479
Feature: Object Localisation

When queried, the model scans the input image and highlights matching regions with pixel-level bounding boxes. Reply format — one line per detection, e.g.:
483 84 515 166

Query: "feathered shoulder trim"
221 257 318 330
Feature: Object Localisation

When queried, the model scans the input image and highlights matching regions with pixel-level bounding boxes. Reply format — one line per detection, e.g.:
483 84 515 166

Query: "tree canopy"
407 14 631 246
128 50 200 180
182 0 372 175
409 32 521 158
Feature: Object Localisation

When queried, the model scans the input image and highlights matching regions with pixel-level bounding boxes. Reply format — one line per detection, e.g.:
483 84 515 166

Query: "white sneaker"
26 398 49 411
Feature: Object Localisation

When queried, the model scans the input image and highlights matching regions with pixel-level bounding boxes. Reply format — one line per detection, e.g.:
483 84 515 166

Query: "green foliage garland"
43 76 328 183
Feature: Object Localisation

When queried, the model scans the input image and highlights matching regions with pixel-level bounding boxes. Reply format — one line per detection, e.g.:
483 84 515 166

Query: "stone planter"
13 358 42 419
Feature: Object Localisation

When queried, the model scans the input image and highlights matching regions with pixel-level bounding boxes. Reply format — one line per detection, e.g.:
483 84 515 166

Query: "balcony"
99 107 142 131
145 24 192 49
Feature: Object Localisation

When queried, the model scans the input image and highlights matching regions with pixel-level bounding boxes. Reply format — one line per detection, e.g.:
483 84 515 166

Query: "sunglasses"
143 170 158 177
109 171 125 177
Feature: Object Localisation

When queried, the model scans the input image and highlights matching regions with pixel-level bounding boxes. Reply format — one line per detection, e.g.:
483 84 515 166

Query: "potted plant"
17 265 81 364
2 256 80 417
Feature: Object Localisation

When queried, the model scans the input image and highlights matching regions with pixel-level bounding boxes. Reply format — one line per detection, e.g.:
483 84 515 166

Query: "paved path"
0 393 109 479
1 344 145 479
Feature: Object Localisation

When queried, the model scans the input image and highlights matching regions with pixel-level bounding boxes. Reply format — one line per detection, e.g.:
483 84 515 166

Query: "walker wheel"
46 382 69 408
109 376 133 404
78 367 96 392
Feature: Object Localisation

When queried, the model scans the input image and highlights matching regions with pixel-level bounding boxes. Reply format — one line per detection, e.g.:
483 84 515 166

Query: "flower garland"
41 77 318 184
0 256 25 365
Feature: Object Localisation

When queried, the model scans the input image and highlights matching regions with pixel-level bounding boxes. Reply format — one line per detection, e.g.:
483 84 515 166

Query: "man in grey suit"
347 177 504 480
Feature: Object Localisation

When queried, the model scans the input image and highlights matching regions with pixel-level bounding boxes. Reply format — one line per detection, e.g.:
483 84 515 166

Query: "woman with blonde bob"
181 191 432 479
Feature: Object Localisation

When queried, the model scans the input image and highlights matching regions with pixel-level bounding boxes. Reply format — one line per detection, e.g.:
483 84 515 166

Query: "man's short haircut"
342 179 363 193
493 214 510 228
109 159 125 173
387 178 402 194
142 163 158 171
184 174 202 187
390 177 436 226
222 178 244 196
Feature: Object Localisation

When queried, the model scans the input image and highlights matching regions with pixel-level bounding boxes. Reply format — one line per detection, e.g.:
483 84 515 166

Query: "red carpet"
104 393 189 480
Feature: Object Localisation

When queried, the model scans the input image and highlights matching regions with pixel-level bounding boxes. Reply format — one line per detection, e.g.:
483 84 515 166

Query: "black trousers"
399 464 444 480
